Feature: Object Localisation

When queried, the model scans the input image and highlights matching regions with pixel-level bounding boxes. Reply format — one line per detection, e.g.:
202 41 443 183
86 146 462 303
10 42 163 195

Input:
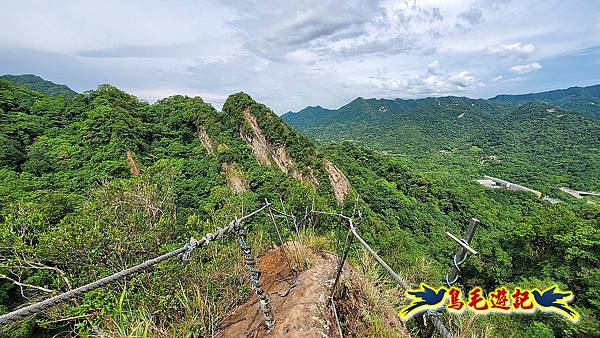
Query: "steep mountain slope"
0 81 598 338
0 74 77 97
0 82 359 337
283 94 600 193
490 84 600 117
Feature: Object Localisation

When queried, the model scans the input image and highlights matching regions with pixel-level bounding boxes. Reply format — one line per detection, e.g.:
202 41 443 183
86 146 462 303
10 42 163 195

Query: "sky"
1 0 599 114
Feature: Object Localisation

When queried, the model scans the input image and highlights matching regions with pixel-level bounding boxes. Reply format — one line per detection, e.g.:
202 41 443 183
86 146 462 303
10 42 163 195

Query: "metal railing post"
236 220 276 330
446 218 480 286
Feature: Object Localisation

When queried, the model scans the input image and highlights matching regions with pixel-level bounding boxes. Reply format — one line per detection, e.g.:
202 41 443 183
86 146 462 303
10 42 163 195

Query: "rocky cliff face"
221 162 249 193
191 92 352 201
323 159 351 203
239 107 320 188
126 150 141 175
198 125 214 155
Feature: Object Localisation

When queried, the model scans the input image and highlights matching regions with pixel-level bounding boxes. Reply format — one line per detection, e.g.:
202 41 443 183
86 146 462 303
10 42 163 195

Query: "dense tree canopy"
283 94 600 193
0 79 598 337
0 75 76 98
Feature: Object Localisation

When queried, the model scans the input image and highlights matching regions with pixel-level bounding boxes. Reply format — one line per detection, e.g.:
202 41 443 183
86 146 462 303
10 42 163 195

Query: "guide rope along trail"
3 201 457 338
314 210 454 338
0 202 271 327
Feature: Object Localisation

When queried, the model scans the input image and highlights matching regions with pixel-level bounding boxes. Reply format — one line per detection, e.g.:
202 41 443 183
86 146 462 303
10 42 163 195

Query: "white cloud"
453 71 478 88
286 49 319 63
510 62 543 74
346 62 481 96
231 0 491 61
488 42 535 57
427 60 441 74
0 0 599 113
493 75 503 81
0 0 241 56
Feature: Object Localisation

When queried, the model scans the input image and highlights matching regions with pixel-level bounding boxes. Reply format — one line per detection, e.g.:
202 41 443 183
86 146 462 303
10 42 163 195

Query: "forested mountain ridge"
0 80 360 336
283 96 428 129
283 92 600 194
285 84 600 123
0 80 598 337
0 74 77 98
490 84 600 117
0 79 350 214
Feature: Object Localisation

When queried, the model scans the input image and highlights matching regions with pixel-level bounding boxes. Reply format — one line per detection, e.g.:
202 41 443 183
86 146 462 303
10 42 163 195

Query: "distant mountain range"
0 73 77 97
489 84 600 116
283 85 600 192
284 84 600 122
1 75 599 337
2 73 598 191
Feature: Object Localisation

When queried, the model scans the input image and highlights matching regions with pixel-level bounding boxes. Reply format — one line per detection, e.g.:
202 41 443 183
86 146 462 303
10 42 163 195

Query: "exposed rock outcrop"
218 244 337 337
217 243 407 337
198 125 214 155
240 108 273 166
222 162 249 193
240 108 318 188
126 150 140 175
198 125 248 194
324 159 351 203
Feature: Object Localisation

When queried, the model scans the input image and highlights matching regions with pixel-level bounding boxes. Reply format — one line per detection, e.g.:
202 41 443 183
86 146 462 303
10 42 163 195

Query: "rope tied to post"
314 210 454 338
235 217 276 330
0 202 271 328
445 253 468 286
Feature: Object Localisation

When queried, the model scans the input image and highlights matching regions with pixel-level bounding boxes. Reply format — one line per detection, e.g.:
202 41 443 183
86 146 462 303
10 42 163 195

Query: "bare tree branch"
1 274 54 293
2 261 72 290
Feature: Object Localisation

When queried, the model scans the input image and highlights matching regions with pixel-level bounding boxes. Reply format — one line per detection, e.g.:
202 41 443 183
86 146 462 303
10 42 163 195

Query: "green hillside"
0 81 598 337
490 84 600 117
0 74 77 98
283 95 600 194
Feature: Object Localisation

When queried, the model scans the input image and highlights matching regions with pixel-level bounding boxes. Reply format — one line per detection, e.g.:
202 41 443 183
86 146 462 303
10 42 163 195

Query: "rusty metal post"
330 226 353 299
446 218 480 286
236 220 276 330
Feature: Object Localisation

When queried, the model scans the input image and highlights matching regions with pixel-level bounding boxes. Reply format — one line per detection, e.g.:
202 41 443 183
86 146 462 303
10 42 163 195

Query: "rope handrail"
315 210 453 338
3 201 453 338
0 246 188 327
0 202 271 327
347 218 411 291
427 311 453 338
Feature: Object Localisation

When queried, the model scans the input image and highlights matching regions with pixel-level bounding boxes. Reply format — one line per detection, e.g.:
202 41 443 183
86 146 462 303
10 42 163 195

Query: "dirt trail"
217 244 407 337
217 244 338 337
